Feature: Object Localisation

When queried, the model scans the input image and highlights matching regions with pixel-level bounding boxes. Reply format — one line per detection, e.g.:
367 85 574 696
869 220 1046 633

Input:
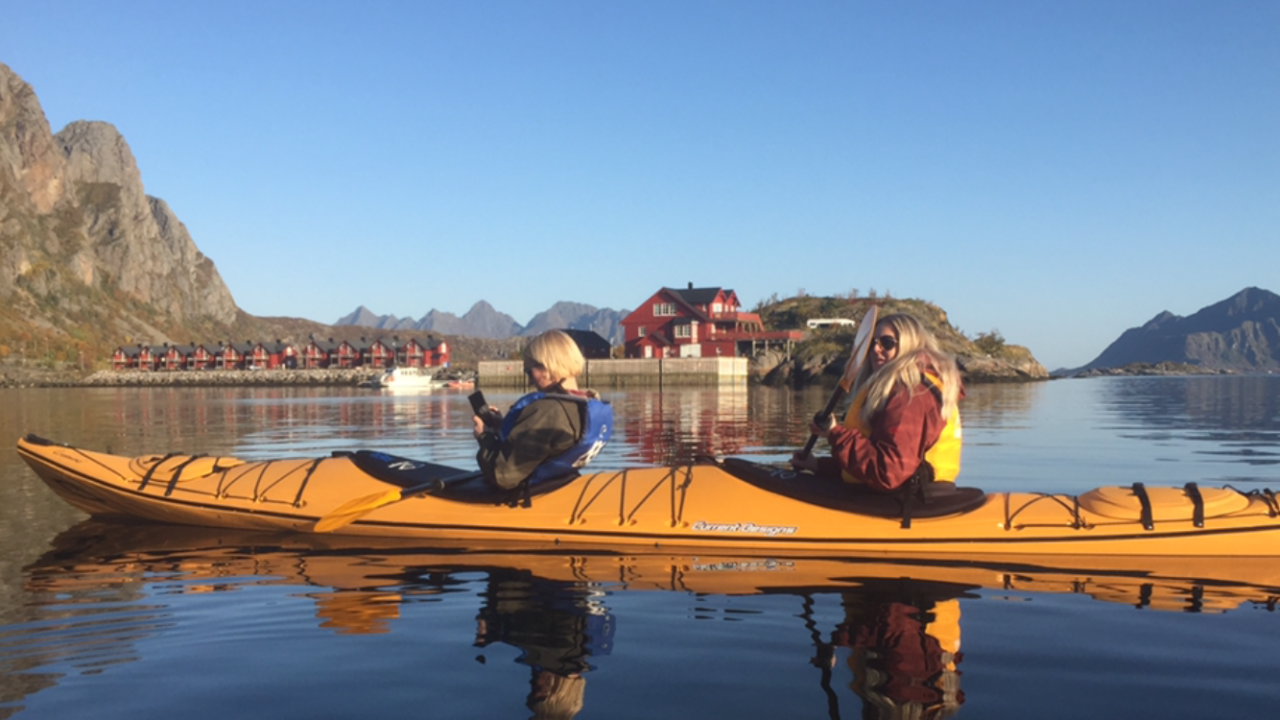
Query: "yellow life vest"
841 371 963 484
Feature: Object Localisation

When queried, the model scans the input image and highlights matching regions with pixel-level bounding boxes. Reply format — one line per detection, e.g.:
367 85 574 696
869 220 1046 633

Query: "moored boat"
15 434 1280 556
372 366 443 389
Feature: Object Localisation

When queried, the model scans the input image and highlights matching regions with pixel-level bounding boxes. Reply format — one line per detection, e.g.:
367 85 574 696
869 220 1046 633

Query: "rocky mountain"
1079 287 1280 373
0 62 244 362
336 300 628 343
520 301 625 342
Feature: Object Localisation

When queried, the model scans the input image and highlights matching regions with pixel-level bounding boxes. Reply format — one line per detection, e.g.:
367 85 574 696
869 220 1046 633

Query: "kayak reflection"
11 520 1280 718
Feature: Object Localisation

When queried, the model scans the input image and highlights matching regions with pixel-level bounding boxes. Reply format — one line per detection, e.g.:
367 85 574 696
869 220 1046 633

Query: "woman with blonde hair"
474 330 612 492
791 313 963 491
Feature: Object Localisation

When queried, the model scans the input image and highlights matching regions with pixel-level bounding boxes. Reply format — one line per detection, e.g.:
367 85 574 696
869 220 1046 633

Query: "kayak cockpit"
715 456 988 523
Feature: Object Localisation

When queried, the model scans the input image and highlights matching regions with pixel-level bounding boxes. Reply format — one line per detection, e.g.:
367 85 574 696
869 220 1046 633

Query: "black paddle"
796 305 878 460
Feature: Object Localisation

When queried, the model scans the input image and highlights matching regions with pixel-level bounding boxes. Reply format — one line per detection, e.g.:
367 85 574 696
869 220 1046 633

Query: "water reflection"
810 580 972 720
5 520 1277 719
474 568 613 719
1102 376 1280 475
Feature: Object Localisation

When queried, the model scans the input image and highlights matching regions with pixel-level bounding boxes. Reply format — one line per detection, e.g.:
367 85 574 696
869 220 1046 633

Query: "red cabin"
301 338 340 369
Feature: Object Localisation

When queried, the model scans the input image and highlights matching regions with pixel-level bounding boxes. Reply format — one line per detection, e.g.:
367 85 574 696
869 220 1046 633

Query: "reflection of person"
473 568 614 720
791 313 963 491
816 581 966 720
473 330 612 492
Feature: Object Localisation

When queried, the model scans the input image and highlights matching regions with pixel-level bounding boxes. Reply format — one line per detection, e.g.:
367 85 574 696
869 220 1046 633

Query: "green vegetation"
757 293 1035 367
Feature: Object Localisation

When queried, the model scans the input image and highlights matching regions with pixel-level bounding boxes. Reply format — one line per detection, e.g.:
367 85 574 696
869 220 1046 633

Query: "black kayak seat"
717 457 987 520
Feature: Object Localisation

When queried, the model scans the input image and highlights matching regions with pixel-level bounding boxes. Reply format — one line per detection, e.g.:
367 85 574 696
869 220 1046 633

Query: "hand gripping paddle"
796 305 879 460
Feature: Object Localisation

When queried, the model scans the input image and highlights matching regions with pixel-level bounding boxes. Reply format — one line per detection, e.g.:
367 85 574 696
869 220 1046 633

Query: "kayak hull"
16 435 1280 556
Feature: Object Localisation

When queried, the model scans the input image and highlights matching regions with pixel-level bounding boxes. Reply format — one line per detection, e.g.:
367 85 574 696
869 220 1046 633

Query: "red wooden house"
252 341 298 369
353 337 395 368
620 284 803 359
332 339 360 368
158 344 194 371
216 342 256 370
190 343 217 370
422 336 449 367
391 337 421 367
301 338 340 369
111 345 146 370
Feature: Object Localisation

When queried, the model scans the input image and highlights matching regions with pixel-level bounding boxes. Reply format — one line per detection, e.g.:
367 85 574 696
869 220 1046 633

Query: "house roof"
667 286 731 307
560 328 611 352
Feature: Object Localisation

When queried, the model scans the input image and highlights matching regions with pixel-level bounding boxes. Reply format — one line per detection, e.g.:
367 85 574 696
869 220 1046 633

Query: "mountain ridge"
1076 287 1280 373
335 300 629 344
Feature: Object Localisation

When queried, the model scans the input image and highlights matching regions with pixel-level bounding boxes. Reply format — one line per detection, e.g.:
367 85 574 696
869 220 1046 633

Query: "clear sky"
4 1 1277 370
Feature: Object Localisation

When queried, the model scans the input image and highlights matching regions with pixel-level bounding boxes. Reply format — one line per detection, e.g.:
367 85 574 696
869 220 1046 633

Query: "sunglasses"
872 335 898 352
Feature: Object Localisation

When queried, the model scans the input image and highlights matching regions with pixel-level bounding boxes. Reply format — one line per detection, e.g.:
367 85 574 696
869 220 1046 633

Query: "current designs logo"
691 520 797 537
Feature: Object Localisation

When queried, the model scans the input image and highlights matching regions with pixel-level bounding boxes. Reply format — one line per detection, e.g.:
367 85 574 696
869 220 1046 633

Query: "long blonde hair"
524 330 585 385
850 313 961 426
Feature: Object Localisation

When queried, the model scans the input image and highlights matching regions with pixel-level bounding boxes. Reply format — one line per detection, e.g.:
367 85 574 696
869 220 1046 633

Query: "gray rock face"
0 62 238 338
1082 287 1280 372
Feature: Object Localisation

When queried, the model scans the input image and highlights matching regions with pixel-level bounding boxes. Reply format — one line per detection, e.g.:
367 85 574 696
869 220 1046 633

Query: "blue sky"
4 1 1277 370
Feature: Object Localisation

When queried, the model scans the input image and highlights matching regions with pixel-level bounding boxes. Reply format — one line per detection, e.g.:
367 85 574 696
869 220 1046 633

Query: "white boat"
372 366 444 389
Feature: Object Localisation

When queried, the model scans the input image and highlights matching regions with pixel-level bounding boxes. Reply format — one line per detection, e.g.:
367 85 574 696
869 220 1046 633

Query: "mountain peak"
1082 287 1280 371
335 300 627 343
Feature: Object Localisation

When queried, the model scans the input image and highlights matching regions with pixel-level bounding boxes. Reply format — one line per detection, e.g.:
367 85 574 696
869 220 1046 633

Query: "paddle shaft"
797 305 878 461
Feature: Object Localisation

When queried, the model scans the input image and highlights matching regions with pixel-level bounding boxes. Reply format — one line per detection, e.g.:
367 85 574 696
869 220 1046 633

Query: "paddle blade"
838 305 879 392
313 488 403 533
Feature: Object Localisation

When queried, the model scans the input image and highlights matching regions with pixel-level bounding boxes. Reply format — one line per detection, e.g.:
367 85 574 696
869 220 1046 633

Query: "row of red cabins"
111 336 450 372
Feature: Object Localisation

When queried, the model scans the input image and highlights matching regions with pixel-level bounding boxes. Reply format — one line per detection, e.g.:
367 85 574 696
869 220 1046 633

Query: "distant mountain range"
1079 287 1280 372
335 301 630 344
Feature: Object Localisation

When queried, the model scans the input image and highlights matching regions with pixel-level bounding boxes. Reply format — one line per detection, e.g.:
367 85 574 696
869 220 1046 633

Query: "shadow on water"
4 520 1278 720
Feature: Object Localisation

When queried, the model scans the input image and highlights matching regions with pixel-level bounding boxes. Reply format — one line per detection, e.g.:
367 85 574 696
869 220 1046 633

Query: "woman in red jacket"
791 312 963 492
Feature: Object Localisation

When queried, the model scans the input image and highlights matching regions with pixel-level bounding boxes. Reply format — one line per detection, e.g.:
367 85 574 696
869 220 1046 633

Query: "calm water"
2 377 1279 719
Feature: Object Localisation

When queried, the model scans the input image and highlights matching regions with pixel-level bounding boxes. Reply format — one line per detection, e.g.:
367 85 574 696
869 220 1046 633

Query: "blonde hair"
850 313 961 426
524 330 585 385
527 673 586 720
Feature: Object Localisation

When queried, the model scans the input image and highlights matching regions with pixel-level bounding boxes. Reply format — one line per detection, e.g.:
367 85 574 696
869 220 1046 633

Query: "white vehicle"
805 318 856 330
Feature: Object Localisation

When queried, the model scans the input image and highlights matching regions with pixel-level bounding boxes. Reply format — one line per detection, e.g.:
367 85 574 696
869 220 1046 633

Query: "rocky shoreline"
1 367 385 389
1064 361 1236 377
2 360 1245 390
749 349 1052 385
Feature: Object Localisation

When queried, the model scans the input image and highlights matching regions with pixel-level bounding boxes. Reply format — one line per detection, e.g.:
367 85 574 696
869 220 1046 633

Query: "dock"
478 357 749 388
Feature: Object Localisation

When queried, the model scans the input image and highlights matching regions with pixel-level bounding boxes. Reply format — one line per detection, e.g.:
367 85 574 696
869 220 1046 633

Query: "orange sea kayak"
16 434 1280 556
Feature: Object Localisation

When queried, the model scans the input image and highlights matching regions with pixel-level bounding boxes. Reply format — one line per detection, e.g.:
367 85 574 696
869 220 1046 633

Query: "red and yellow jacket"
819 368 963 491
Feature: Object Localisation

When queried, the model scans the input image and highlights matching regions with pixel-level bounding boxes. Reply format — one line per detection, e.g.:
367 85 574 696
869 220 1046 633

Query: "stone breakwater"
80 369 384 387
